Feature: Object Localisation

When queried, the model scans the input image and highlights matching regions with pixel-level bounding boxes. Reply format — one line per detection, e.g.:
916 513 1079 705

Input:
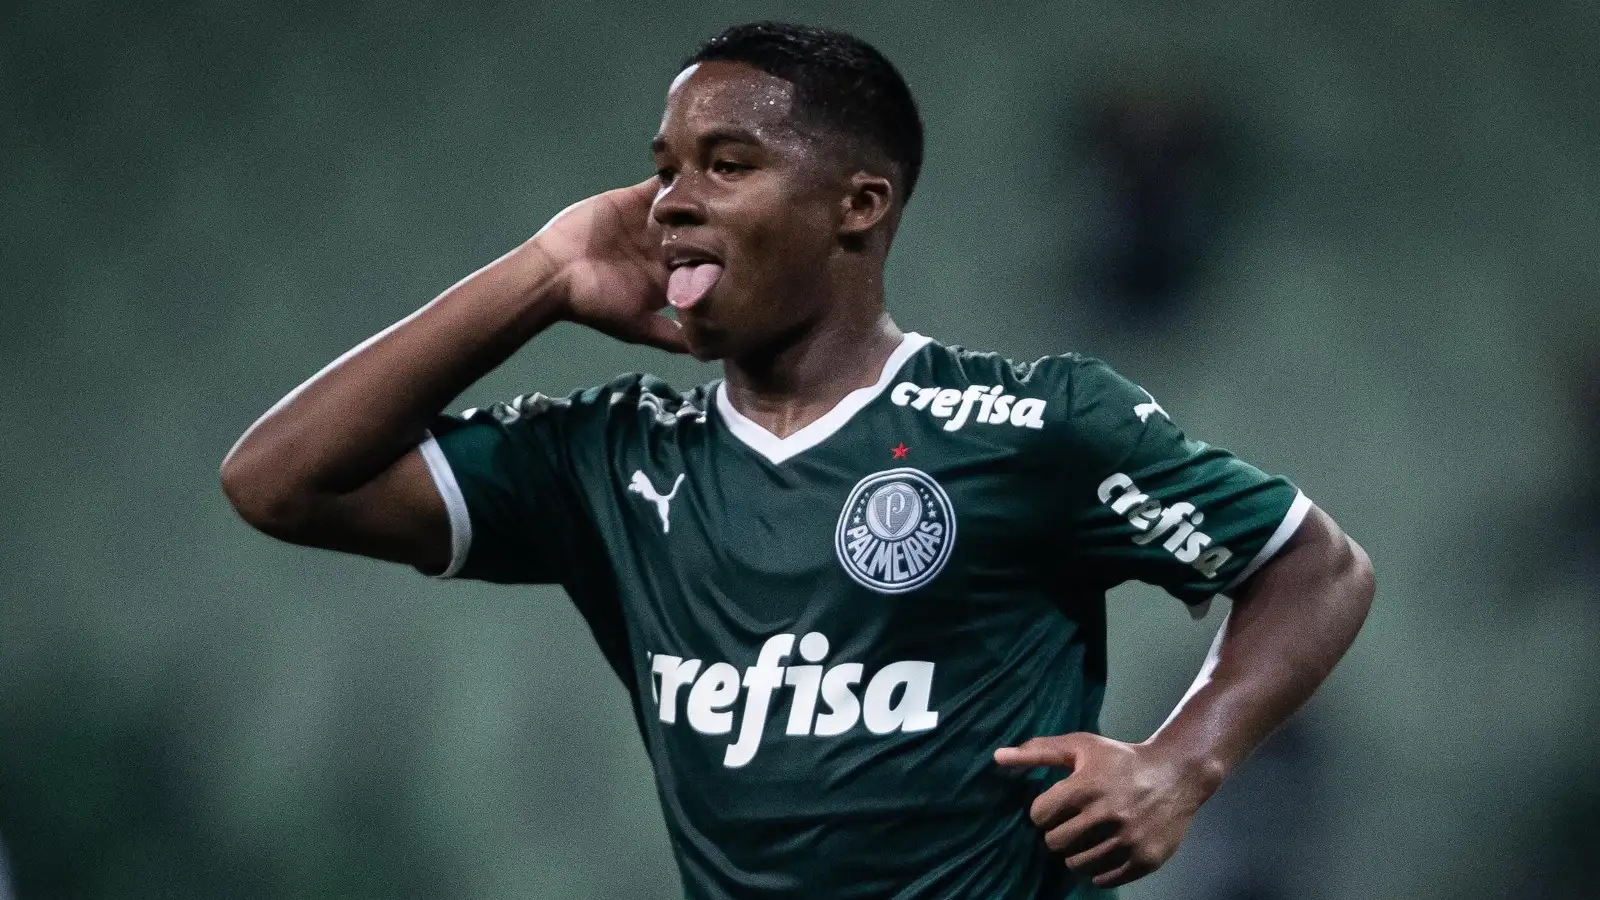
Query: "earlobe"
839 173 894 238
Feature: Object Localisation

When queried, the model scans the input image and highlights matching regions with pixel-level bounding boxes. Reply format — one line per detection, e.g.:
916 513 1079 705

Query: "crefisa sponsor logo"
1097 473 1233 578
647 632 939 768
835 468 956 594
890 382 1047 431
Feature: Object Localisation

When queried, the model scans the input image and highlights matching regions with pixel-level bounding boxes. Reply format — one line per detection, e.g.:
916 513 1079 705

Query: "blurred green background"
4 1 1597 898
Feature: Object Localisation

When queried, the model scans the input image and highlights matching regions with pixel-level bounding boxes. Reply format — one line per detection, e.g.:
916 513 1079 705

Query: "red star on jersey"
891 442 909 459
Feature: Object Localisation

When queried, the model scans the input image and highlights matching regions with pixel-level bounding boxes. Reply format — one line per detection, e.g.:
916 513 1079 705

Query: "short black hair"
683 22 925 203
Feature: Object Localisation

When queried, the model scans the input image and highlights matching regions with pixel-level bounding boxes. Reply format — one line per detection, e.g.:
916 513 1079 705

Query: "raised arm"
220 180 682 572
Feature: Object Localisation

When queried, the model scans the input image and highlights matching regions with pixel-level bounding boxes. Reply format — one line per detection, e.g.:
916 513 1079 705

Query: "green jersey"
421 333 1307 899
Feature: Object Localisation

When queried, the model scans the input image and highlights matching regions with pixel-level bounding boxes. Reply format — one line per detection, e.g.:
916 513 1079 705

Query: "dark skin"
994 504 1373 886
222 60 1374 888
646 62 906 431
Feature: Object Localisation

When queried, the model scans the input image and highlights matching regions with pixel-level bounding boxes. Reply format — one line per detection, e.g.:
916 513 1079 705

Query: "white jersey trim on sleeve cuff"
418 432 471 579
1222 490 1312 594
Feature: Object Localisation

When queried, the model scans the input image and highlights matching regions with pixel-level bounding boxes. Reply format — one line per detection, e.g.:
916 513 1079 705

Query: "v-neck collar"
714 331 933 465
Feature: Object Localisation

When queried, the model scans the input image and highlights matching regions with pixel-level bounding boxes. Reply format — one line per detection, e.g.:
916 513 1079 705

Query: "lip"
662 242 725 270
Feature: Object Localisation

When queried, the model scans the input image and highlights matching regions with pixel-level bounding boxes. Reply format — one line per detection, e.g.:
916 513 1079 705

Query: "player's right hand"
530 178 688 353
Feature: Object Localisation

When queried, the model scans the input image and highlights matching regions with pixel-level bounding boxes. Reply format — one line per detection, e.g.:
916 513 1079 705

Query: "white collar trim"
715 331 933 465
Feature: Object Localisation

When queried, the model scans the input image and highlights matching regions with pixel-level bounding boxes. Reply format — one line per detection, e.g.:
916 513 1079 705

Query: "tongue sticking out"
667 263 724 310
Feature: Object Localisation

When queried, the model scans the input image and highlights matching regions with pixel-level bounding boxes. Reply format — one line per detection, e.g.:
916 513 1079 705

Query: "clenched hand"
994 733 1215 888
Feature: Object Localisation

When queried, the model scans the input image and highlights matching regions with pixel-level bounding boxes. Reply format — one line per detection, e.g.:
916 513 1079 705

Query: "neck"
721 306 904 439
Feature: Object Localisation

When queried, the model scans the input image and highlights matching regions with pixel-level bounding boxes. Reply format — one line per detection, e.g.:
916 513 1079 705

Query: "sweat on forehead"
657 61 870 173
663 63 801 132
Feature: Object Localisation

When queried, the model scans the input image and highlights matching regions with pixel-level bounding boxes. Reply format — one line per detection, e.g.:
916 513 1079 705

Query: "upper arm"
302 443 455 573
1225 502 1374 607
226 379 627 585
222 438 454 573
1053 356 1309 608
420 386 623 585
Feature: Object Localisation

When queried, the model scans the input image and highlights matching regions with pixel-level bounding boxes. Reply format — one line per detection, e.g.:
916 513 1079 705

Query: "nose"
651 175 707 230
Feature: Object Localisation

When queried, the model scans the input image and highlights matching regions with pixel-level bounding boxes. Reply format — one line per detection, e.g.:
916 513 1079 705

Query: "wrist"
499 235 576 329
512 237 575 318
1141 735 1229 804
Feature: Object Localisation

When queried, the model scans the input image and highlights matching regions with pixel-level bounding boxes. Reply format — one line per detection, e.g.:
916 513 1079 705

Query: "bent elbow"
1342 534 1377 616
220 449 313 540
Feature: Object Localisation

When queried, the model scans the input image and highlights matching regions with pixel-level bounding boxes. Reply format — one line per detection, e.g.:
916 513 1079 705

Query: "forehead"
657 61 802 144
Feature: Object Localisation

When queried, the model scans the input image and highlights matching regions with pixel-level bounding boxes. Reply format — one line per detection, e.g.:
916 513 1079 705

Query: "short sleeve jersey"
422 333 1310 900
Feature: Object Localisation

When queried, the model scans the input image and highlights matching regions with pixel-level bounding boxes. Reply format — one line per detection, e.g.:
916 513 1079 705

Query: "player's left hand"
993 733 1213 888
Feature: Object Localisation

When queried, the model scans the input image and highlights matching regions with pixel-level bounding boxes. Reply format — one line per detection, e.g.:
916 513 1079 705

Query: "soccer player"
222 22 1374 899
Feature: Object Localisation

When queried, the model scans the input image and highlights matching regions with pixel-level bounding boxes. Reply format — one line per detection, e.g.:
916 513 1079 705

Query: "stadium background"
3 1 1596 897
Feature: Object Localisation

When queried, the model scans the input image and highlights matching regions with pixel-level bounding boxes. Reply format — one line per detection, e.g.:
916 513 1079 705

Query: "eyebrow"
651 126 764 156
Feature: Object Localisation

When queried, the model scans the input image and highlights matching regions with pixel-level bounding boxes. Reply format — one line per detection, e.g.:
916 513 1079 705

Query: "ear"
838 171 895 239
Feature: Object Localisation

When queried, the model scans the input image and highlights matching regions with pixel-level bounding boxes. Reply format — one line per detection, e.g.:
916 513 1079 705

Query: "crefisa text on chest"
647 632 938 768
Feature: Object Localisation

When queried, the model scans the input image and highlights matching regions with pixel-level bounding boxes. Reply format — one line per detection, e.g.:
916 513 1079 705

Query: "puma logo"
628 470 686 533
1134 387 1168 423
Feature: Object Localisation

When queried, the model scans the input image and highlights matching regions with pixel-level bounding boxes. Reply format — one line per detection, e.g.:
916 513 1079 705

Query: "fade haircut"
683 22 925 204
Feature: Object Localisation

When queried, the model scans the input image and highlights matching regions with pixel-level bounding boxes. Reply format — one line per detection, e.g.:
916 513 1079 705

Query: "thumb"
993 735 1081 768
611 177 663 229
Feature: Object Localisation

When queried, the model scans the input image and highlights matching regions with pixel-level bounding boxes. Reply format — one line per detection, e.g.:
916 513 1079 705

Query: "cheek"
727 175 835 260
744 203 833 276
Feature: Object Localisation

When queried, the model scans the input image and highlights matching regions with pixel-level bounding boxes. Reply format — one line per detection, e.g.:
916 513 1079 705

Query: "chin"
681 324 729 362
685 344 723 363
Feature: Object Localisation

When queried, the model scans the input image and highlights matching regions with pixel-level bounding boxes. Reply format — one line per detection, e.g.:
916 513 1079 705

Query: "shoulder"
460 372 712 431
892 339 1113 433
576 372 712 427
910 340 1111 393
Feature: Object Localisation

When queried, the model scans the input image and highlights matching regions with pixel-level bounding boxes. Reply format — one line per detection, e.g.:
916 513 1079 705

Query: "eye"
711 159 750 176
655 166 677 185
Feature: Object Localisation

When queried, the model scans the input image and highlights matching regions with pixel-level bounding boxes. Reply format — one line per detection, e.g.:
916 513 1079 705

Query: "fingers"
619 177 664 229
629 313 690 354
1052 819 1161 887
1046 811 1116 857
994 735 1082 768
610 177 662 210
1092 852 1157 889
626 175 662 194
1065 835 1129 878
1000 734 1175 889
1060 824 1165 888
1028 777 1090 830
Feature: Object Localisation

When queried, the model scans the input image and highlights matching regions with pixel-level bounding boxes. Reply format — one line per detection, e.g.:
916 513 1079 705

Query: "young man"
222 22 1374 899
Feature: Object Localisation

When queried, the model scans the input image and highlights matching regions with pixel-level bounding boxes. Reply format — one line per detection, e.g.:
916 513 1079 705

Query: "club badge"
835 467 956 594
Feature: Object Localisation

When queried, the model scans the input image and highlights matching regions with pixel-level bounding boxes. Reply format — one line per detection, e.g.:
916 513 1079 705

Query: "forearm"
222 238 566 517
1144 505 1375 794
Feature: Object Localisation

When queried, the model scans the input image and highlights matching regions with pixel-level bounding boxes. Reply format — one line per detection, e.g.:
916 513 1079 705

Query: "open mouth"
665 255 725 311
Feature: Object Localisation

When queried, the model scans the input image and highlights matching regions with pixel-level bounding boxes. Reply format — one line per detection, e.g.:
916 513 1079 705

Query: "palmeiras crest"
835 467 956 594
